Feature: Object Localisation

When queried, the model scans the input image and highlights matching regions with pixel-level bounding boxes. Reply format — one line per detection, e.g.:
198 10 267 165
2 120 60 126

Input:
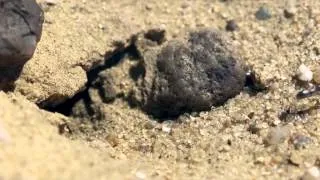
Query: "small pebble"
255 6 272 20
313 67 320 84
297 64 313 82
98 24 105 30
248 123 260 134
0 122 11 143
255 156 266 164
284 8 296 18
135 171 147 180
225 20 239 31
144 121 157 129
291 134 312 149
180 2 190 9
284 0 296 19
45 0 58 6
301 167 320 180
296 85 320 99
264 126 290 146
289 152 303 166
161 124 172 133
145 4 152 11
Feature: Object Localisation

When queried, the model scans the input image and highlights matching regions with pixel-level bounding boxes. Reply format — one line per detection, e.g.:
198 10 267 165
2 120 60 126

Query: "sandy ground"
2 0 320 179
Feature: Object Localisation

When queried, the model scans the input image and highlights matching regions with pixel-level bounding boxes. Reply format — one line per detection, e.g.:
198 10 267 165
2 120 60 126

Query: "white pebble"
135 171 146 180
161 125 171 133
297 64 313 82
301 167 320 180
0 122 11 143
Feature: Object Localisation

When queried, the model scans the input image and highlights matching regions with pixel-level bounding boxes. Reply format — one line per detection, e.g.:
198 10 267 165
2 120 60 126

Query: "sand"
1 0 320 179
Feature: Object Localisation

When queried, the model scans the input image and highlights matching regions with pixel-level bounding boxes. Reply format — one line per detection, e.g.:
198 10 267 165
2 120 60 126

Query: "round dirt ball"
142 29 246 118
0 0 44 67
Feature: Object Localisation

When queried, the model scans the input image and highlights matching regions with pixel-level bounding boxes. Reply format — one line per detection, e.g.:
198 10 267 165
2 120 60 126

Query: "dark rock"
138 29 246 118
0 0 44 89
0 0 43 67
0 66 23 91
284 9 295 19
255 6 272 20
225 20 239 31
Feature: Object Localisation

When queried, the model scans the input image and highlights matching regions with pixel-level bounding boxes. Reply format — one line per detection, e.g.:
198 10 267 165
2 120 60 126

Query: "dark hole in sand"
42 43 140 117
244 70 267 96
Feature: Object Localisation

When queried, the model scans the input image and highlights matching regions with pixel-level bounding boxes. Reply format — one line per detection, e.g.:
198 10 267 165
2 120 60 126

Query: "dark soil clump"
137 29 246 118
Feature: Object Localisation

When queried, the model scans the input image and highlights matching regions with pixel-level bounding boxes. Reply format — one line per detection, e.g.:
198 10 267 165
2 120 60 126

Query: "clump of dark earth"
135 29 246 118
225 20 239 32
0 0 44 90
49 28 247 119
255 6 272 20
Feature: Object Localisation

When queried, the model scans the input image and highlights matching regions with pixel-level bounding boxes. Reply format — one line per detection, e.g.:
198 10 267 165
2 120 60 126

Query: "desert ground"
1 0 320 179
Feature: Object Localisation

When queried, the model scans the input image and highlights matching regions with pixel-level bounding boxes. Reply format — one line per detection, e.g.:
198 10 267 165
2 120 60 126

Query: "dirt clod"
137 29 246 118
